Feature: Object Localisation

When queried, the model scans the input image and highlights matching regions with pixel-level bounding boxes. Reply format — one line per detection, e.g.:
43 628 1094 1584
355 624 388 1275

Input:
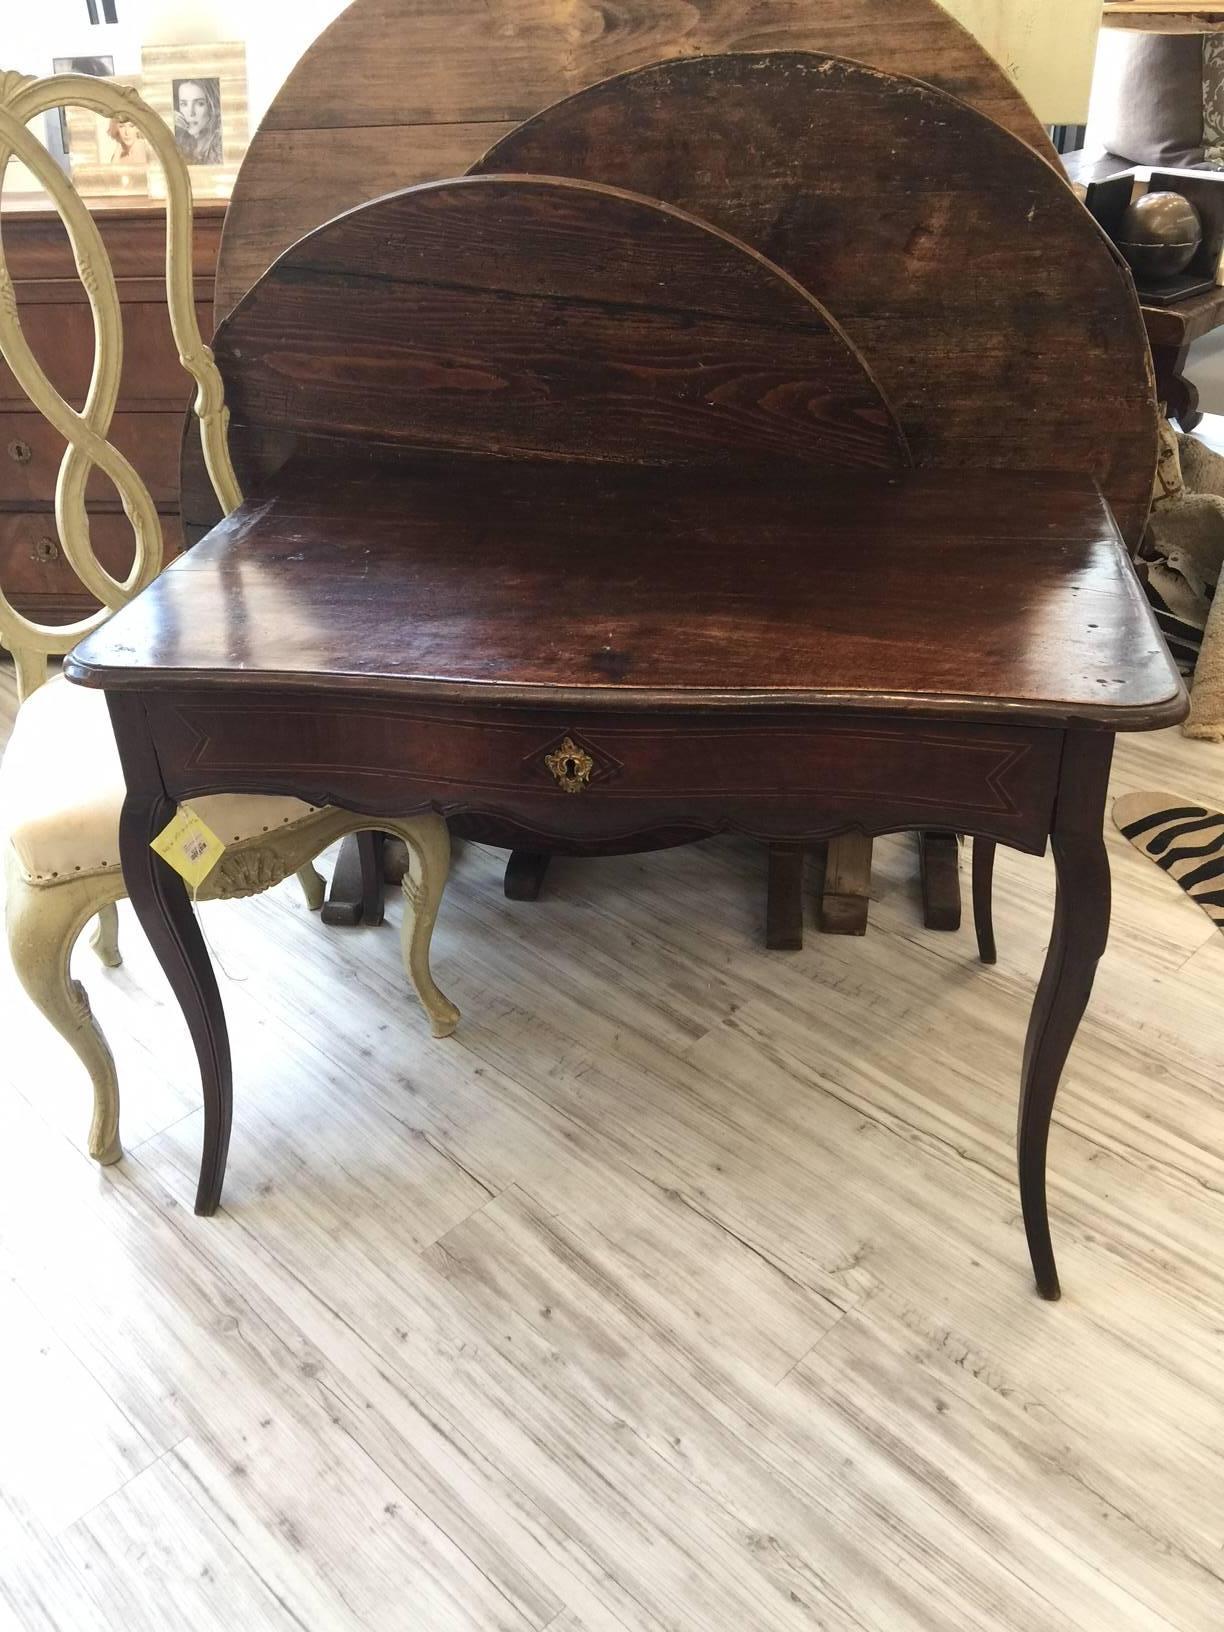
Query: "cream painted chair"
0 71 459 1166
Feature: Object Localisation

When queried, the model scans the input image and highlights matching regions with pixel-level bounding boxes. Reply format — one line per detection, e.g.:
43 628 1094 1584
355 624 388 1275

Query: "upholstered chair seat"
1 676 319 885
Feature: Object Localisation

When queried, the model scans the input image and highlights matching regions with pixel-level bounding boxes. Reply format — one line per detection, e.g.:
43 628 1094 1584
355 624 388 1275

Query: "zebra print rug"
1113 792 1224 933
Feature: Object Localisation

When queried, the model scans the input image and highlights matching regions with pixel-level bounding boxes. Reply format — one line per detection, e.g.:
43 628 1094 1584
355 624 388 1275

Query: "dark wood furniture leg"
1152 339 1201 433
1017 733 1113 1300
766 844 805 950
321 830 385 926
972 837 997 964
506 846 814 945
820 831 872 934
109 698 233 1217
919 830 962 930
504 851 552 900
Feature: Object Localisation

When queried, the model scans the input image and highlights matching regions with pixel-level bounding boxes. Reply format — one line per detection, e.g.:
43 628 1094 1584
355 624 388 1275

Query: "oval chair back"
0 69 240 703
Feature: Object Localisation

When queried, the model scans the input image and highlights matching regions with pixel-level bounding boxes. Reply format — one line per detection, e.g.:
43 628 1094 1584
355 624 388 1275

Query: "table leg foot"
972 838 997 964
919 830 962 930
505 851 551 900
766 844 805 950
820 832 871 934
1017 738 1112 1299
118 791 233 1216
321 831 386 926
1168 371 1201 434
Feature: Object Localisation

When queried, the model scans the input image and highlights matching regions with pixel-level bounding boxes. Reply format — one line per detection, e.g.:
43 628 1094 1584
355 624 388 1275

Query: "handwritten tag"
150 806 225 892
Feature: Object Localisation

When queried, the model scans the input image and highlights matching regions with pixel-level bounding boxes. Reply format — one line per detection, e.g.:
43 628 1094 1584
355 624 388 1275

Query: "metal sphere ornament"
1116 191 1203 281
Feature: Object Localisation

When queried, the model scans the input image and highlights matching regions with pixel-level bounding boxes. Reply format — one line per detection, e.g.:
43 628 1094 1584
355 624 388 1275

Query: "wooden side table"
64 172 1189 1298
1143 283 1224 428
1102 3 1224 35
68 456 1189 1300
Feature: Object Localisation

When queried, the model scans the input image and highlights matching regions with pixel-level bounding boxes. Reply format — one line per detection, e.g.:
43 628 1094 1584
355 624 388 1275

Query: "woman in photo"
106 113 146 165
173 77 223 165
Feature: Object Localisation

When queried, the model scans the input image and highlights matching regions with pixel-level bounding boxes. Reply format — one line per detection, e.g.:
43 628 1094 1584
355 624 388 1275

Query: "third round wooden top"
474 52 1158 548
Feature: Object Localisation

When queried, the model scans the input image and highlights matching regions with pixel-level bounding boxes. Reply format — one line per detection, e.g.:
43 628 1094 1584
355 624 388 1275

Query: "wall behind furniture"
3 0 349 131
8 1 1102 131
940 0 1102 124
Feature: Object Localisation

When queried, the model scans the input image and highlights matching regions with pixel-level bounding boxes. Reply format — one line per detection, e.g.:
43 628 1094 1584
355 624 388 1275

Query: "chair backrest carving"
0 69 240 701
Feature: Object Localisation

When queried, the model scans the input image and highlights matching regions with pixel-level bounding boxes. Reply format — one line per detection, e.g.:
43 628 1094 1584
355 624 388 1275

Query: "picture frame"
139 42 249 200
63 73 150 199
51 53 114 154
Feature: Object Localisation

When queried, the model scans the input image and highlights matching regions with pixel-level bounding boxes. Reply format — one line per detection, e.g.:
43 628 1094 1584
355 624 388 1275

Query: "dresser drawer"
1 510 184 623
0 411 185 506
2 206 224 284
0 302 213 412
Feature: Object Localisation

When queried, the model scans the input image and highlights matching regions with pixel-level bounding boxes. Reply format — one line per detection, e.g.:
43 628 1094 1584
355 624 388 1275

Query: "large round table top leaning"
473 52 1158 550
207 174 908 497
213 0 1055 324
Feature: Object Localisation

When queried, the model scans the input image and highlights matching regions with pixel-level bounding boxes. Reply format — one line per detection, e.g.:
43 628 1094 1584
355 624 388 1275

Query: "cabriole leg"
1017 735 1113 1299
4 849 122 1164
383 815 460 1038
109 690 234 1216
118 788 233 1214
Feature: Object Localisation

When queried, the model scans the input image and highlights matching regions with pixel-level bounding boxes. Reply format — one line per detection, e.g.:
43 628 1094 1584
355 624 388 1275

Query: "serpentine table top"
72 460 1181 725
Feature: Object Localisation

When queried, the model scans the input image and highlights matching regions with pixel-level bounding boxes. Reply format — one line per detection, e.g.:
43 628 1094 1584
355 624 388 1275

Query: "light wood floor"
2 657 1223 1631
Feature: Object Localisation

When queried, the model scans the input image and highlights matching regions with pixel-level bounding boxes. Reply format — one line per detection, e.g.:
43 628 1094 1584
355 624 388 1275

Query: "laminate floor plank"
126 1147 670 1632
789 1293 1224 1630
0 1276 159 1537
131 1134 1059 1632
425 1189 1085 1632
130 1132 834 1632
55 1451 327 1632
430 1186 1217 1632
0 1496 101 1632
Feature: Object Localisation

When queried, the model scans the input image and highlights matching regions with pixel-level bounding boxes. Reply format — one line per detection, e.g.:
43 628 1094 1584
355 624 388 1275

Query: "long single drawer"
138 692 1065 855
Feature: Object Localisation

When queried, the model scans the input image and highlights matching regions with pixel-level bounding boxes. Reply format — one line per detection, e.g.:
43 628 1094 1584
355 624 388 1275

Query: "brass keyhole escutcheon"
545 736 595 794
31 534 60 564
8 439 32 464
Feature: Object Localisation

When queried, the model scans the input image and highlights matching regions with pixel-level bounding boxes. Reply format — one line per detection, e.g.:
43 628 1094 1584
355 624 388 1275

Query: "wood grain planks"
214 0 1055 321
473 52 1158 548
213 175 906 481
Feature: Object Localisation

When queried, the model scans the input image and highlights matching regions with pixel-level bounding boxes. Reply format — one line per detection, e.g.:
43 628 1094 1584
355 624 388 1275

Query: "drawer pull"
7 439 32 464
545 736 595 794
31 534 60 564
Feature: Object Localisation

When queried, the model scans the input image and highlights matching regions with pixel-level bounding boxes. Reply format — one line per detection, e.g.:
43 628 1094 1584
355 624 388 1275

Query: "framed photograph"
140 42 248 200
52 54 114 154
63 73 150 199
